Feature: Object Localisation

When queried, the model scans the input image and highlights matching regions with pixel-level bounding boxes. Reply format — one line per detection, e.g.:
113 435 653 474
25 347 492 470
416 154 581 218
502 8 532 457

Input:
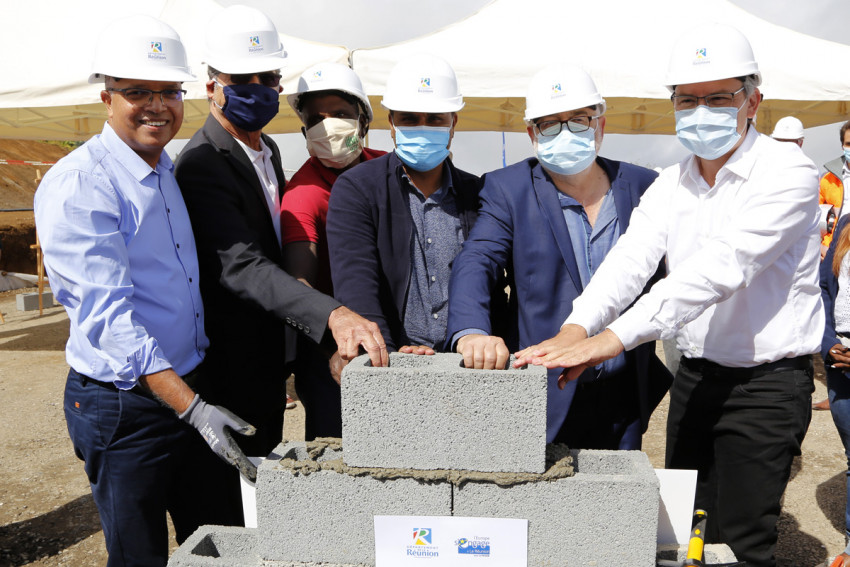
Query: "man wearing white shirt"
516 24 822 567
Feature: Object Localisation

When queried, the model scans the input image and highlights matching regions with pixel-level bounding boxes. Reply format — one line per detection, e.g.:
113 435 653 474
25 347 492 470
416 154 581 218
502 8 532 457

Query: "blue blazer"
447 157 672 441
821 215 850 360
327 152 507 351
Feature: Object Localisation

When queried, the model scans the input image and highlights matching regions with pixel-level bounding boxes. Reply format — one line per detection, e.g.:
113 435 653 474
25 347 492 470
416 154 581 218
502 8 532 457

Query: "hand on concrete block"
327 306 388 368
398 345 436 356
457 334 509 369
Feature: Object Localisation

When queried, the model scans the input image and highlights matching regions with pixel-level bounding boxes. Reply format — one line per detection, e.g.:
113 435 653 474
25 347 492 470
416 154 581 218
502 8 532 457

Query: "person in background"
815 121 850 411
281 62 386 439
821 212 850 567
175 4 387 519
35 16 255 566
447 64 671 448
516 24 822 567
770 115 804 148
819 120 850 256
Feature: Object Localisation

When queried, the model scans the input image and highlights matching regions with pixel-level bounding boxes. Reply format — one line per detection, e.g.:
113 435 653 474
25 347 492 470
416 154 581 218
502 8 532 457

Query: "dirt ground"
0 287 847 566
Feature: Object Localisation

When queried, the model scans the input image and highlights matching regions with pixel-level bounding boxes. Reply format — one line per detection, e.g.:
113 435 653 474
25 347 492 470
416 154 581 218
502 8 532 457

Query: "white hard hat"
89 15 195 84
665 23 761 91
524 64 606 122
381 54 464 113
771 116 804 140
204 5 287 74
287 62 373 122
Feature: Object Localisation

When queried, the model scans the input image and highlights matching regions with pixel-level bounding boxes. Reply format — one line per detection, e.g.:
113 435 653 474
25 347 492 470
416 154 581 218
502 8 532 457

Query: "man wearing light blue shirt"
34 17 255 567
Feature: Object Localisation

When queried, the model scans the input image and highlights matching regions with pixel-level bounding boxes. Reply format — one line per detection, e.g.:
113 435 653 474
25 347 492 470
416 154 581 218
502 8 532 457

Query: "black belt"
680 354 811 379
78 365 202 398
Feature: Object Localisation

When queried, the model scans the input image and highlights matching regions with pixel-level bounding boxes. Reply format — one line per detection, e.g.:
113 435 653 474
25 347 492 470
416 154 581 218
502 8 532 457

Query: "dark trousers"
64 368 243 567
293 337 342 441
666 356 813 567
553 369 643 450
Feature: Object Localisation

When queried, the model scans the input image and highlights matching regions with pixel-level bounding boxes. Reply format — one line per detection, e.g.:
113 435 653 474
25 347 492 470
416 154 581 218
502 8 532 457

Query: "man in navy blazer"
327 54 506 362
447 65 671 448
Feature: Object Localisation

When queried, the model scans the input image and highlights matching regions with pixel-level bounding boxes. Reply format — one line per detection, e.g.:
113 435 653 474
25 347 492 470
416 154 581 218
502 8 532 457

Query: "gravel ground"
0 288 845 566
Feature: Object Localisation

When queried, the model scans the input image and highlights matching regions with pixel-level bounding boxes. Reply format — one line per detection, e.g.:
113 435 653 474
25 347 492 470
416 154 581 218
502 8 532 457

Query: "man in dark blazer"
447 65 671 448
175 6 386 522
327 54 505 359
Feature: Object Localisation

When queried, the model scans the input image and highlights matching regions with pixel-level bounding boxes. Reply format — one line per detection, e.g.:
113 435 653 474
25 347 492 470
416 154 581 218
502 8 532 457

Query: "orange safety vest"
820 171 844 247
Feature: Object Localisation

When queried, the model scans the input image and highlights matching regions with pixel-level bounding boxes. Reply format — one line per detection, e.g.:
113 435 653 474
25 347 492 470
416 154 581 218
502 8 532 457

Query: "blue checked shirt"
34 123 207 389
558 188 626 378
403 167 465 349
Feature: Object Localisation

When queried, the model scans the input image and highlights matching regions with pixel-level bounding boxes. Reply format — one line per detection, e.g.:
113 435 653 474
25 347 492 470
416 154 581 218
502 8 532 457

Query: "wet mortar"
276 438 574 487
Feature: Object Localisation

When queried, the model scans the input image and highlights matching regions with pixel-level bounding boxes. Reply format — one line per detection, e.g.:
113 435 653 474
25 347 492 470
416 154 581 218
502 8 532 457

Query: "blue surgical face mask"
215 80 280 132
393 125 452 172
535 127 597 176
674 101 746 160
843 148 850 164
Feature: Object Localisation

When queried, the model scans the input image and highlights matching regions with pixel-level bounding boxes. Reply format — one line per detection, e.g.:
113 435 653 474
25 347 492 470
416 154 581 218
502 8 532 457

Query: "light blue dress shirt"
558 188 626 378
34 123 208 389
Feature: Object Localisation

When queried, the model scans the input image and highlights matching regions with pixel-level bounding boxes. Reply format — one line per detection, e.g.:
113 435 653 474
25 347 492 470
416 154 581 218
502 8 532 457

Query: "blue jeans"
827 367 850 554
64 368 242 566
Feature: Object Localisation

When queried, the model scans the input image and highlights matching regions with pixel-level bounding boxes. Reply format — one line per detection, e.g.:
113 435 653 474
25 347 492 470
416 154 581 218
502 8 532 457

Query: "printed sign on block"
374 515 528 567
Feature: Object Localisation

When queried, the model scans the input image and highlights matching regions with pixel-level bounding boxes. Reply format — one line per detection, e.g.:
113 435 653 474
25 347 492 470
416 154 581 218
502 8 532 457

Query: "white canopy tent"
351 0 850 135
0 0 348 140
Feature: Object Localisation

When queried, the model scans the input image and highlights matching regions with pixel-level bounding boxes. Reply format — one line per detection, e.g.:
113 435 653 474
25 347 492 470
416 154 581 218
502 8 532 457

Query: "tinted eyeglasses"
670 86 746 111
533 115 599 137
106 88 186 107
226 72 282 88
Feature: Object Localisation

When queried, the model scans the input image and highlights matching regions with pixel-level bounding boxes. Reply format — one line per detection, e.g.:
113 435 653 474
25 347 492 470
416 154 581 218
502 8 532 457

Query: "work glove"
179 394 258 482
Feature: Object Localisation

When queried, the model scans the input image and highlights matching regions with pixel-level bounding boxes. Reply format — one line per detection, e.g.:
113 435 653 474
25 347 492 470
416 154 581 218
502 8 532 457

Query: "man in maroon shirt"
282 62 385 439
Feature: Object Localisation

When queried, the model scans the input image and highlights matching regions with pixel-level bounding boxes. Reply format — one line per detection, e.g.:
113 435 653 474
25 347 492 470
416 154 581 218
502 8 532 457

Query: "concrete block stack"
169 353 677 567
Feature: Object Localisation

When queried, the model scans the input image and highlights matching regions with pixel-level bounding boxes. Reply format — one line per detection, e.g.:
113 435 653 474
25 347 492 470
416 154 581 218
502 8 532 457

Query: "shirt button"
427 238 433 244
430 276 436 282
167 208 171 213
189 277 193 283
176 243 180 248
196 313 200 318
433 313 439 319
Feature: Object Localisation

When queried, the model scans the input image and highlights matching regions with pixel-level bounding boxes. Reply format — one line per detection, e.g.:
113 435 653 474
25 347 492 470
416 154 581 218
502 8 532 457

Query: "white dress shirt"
235 137 282 246
566 127 823 367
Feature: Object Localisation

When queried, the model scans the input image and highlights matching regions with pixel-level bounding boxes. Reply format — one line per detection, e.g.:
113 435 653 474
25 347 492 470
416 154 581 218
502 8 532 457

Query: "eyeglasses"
670 86 746 111
106 88 186 106
533 115 599 137
226 72 282 88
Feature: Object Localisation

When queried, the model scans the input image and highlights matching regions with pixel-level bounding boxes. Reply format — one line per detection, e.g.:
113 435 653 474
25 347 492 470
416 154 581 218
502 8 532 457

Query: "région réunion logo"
413 528 432 545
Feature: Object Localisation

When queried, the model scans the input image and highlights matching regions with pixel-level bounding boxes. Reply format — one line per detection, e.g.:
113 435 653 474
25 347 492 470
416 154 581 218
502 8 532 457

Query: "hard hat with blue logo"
89 15 195 84
524 64 606 122
381 54 464 113
665 23 761 91
204 5 288 74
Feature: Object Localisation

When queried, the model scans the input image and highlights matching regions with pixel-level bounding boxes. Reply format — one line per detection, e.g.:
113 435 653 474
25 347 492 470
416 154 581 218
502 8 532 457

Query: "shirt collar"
681 124 760 187
401 161 455 200
100 121 173 180
235 137 270 164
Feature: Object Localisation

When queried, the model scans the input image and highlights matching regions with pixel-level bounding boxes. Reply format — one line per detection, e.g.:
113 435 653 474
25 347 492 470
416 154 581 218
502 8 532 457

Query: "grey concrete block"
341 352 548 473
257 441 453 565
656 543 738 564
453 449 660 567
167 525 259 567
16 291 53 311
